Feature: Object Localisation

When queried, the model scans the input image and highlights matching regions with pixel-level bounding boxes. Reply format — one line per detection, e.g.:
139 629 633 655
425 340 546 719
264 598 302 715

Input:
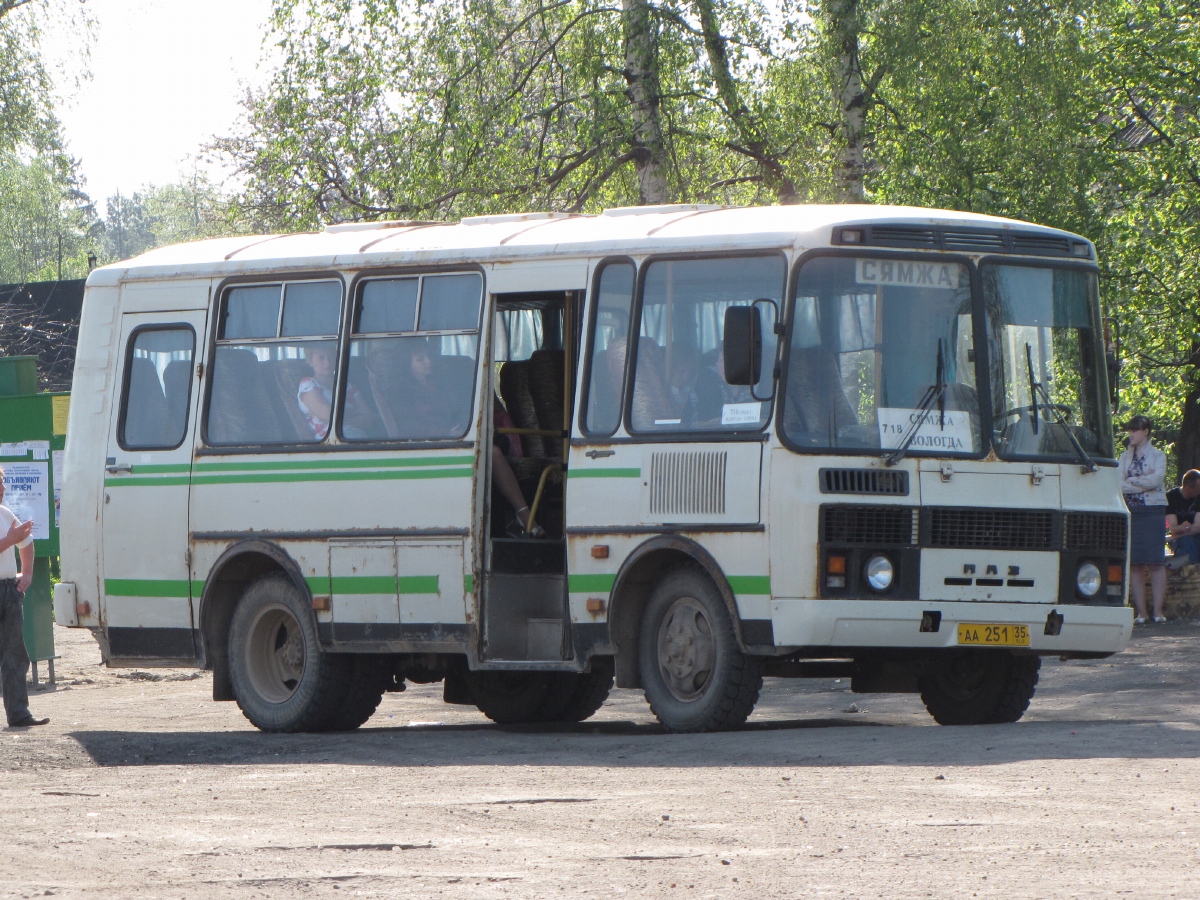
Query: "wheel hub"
246 604 306 703
657 596 715 702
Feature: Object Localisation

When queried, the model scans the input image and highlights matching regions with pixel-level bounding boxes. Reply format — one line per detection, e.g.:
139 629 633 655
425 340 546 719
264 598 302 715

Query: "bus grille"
822 506 918 546
819 468 909 496
649 450 727 516
1064 513 1127 553
927 508 1054 550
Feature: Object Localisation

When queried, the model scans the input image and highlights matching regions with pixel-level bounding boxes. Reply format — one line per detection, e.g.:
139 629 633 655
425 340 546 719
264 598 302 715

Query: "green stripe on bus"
306 575 332 595
193 455 473 473
121 464 192 474
330 575 441 594
105 476 193 487
331 576 397 594
464 573 474 593
109 468 472 488
190 468 471 486
399 575 440 594
567 468 641 479
105 579 191 598
568 574 616 593
727 575 771 595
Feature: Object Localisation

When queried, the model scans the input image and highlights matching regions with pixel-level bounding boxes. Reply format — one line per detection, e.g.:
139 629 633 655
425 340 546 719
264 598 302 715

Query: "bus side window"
583 261 634 435
207 280 343 446
119 327 195 450
343 273 482 442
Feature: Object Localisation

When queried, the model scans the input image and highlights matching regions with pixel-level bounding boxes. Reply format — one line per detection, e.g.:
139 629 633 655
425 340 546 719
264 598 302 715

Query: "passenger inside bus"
297 343 374 440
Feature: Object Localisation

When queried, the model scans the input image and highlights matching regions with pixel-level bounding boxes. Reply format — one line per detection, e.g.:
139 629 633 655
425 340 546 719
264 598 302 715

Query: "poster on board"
2 462 50 541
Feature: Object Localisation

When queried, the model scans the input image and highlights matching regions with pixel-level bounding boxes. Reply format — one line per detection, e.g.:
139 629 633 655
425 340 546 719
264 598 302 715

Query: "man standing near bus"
0 467 46 727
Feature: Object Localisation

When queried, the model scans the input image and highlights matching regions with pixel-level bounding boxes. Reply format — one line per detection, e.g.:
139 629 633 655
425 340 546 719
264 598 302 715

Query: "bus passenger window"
207 280 344 446
584 262 634 435
120 327 194 450
343 273 483 442
628 256 783 434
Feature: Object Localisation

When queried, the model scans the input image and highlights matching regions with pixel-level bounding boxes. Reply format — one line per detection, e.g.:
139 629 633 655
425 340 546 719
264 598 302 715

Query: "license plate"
957 623 1030 647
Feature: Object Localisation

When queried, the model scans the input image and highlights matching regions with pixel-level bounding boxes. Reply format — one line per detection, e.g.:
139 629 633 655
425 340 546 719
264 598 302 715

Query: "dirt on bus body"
1 623 1197 898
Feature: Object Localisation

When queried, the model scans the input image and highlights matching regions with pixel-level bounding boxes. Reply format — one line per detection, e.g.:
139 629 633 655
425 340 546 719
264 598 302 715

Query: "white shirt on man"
0 505 33 580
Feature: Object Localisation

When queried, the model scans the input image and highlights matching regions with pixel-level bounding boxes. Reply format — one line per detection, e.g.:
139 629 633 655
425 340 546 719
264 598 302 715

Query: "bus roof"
86 203 1093 288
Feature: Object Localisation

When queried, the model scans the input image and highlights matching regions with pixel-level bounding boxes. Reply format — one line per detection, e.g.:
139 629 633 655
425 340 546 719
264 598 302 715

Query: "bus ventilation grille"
649 450 727 516
833 224 1090 259
821 506 918 546
1064 513 1127 553
819 468 909 496
927 508 1054 550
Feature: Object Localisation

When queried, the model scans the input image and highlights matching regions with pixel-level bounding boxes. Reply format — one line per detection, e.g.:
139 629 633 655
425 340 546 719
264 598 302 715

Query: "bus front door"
100 295 208 663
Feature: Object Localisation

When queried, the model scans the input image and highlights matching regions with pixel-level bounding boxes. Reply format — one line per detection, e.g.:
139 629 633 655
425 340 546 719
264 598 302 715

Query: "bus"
53 204 1131 733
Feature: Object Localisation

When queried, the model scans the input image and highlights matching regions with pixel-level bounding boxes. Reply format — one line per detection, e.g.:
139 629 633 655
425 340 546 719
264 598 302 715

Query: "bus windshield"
781 255 983 456
983 263 1113 461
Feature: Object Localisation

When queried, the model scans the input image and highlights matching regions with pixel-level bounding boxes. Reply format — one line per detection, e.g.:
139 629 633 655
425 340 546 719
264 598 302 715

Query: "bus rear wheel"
918 650 1040 725
325 655 390 731
464 665 613 725
637 565 762 733
228 574 351 732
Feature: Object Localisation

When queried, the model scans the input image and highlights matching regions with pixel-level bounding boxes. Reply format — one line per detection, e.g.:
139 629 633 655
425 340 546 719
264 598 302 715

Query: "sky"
56 0 276 207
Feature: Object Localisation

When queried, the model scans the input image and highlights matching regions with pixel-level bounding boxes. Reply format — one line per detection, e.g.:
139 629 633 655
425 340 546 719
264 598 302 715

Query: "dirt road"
2 623 1198 898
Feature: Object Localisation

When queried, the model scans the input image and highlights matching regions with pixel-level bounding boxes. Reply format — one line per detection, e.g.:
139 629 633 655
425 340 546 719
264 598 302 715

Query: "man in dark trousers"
1167 469 1200 569
0 467 47 727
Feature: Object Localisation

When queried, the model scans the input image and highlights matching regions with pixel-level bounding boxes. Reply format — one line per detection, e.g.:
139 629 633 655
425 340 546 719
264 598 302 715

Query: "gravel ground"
1 621 1198 898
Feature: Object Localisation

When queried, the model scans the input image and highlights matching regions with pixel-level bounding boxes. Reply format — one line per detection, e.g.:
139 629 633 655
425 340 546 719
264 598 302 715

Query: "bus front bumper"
769 598 1132 655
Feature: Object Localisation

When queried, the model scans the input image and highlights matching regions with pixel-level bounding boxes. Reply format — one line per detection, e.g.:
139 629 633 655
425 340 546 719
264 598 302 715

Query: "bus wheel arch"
197 540 314 702
607 537 744 690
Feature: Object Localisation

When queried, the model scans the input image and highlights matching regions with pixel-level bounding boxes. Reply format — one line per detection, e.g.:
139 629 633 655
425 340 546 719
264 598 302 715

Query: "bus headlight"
1076 561 1102 598
865 555 895 592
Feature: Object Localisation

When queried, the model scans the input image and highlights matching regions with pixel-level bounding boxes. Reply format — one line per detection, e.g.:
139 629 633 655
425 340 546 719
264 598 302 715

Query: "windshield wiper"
885 339 947 467
1023 342 1097 474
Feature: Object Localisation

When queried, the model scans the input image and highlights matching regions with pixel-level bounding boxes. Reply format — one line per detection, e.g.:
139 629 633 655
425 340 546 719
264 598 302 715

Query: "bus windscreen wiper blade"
1025 343 1039 435
1028 376 1098 474
885 339 946 467
1023 342 1096 473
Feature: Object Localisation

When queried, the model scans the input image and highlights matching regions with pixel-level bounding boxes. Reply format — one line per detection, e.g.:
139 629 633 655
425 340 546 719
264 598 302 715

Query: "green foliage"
99 175 242 263
0 152 96 283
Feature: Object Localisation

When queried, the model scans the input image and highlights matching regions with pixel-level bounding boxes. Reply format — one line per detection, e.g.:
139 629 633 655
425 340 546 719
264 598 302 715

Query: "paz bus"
53 204 1131 732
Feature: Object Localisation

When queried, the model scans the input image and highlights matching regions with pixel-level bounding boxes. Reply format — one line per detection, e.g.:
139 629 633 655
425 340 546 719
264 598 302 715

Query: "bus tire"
324 655 390 731
228 574 352 732
637 565 762 733
918 650 1040 725
542 659 615 723
464 670 561 724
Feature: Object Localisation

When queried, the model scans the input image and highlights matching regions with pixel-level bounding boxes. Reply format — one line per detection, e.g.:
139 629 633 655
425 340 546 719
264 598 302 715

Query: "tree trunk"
622 0 670 205
1176 361 1200 477
693 0 798 204
824 0 868 203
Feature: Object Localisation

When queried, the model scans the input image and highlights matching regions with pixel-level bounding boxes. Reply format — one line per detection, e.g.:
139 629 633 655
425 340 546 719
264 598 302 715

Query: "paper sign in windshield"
856 259 965 291
721 402 763 426
878 407 972 452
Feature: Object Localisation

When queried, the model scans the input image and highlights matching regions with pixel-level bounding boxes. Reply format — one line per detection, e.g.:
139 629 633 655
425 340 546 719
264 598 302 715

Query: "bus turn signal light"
1108 564 1123 584
827 555 846 575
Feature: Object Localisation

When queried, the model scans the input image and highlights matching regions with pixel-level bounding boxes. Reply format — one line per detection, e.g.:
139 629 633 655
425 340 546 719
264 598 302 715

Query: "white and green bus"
54 204 1131 732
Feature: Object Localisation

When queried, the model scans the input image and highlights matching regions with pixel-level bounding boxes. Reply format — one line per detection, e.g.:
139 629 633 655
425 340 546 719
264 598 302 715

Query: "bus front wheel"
228 574 351 732
918 650 1040 725
637 565 762 733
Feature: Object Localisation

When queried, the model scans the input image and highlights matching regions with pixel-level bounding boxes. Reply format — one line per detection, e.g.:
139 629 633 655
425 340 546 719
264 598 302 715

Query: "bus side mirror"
723 306 762 386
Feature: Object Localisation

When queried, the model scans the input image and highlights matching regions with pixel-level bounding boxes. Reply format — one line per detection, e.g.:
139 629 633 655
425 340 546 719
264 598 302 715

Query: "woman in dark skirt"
1118 415 1168 623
